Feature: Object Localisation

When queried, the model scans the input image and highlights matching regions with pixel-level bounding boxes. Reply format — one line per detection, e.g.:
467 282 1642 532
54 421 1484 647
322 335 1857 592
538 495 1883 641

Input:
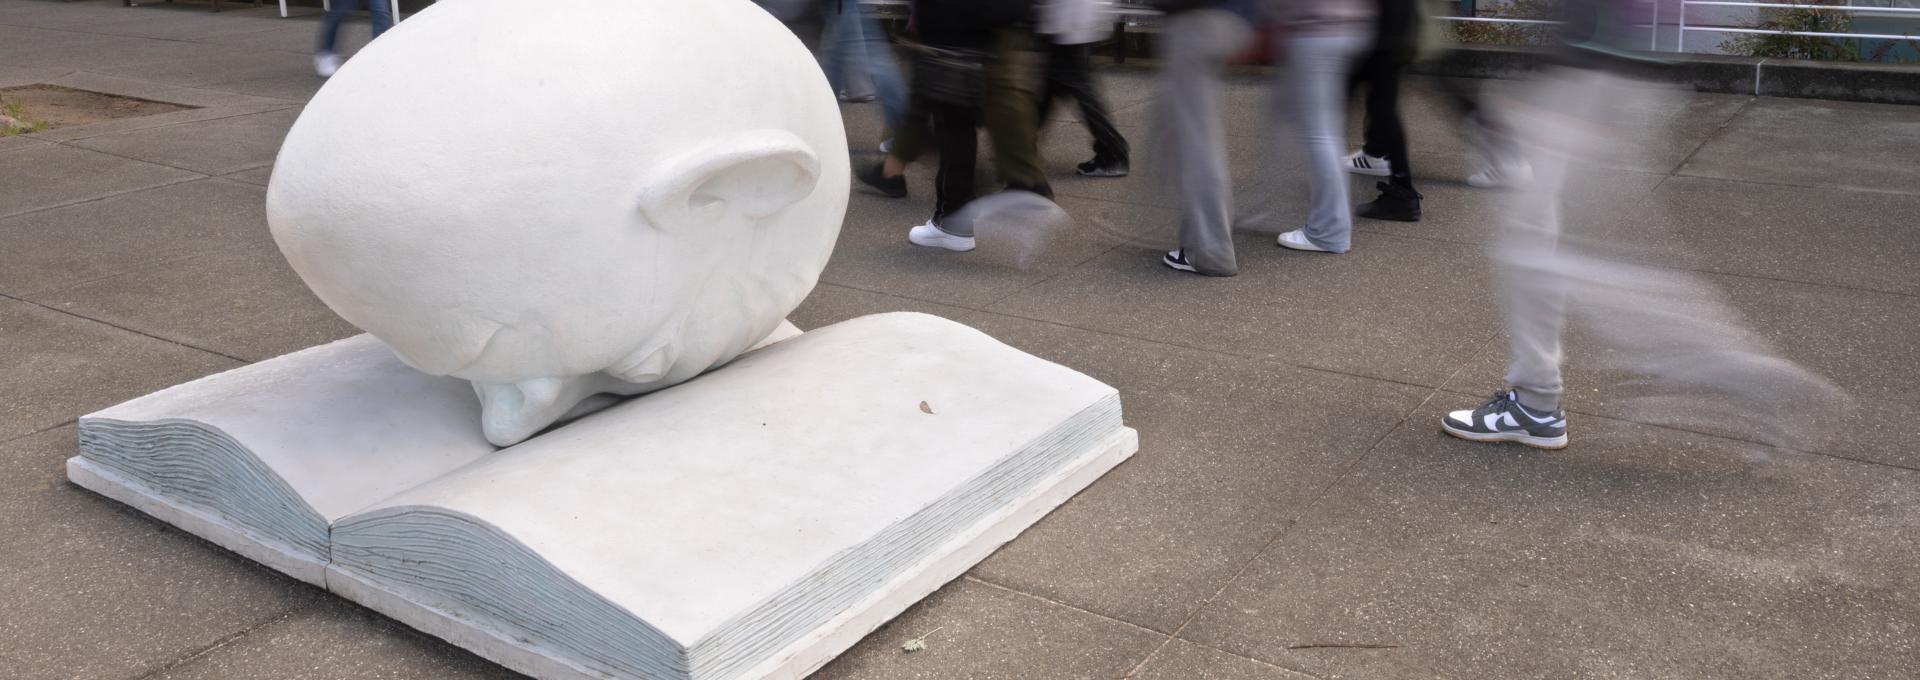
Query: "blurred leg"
1161 10 1252 276
983 29 1049 196
931 102 981 233
1279 33 1368 252
854 5 908 128
316 0 360 54
1050 42 1129 163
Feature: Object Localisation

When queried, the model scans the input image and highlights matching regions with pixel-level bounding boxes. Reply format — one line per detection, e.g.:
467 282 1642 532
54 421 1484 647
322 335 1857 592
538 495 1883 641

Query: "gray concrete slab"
0 178 273 296
0 62 76 88
41 69 298 109
1597 175 1920 296
195 65 327 102
1179 404 1920 680
0 33 235 71
1446 271 1920 469
812 578 1168 680
69 105 299 174
218 162 272 186
987 229 1503 387
94 48 317 90
0 143 200 220
788 282 975 331
0 426 321 680
147 598 519 680
1133 639 1318 680
26 241 360 362
60 6 297 41
0 298 241 437
1678 97 1920 196
195 19 364 55
965 312 1432 632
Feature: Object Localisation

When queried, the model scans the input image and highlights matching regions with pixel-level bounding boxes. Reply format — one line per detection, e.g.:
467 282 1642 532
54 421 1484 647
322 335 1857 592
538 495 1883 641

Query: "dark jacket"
910 0 1036 48
1374 0 1420 57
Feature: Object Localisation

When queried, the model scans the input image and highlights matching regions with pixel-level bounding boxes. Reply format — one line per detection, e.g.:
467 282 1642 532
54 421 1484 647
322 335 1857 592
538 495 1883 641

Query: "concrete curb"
1411 44 1920 106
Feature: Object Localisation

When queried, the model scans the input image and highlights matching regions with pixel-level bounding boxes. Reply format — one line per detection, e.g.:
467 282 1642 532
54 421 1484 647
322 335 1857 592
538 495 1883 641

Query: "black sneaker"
1442 390 1568 449
856 163 907 198
1355 182 1421 222
1076 157 1129 178
1162 249 1197 273
1161 249 1233 276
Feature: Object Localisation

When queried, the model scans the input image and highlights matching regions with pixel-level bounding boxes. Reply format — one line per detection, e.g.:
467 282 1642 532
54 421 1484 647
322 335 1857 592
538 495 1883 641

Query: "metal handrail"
1676 0 1918 50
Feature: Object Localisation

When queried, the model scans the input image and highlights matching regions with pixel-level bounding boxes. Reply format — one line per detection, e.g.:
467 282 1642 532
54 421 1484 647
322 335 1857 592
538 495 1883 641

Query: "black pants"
1037 42 1130 163
929 99 981 224
1350 49 1414 190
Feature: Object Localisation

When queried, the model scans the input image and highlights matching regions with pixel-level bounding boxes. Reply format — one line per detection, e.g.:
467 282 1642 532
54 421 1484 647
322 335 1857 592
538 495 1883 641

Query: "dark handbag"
912 46 989 107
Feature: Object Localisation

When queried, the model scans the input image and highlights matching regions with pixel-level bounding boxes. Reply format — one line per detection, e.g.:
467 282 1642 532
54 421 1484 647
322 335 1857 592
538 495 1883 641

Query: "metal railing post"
1678 0 1687 51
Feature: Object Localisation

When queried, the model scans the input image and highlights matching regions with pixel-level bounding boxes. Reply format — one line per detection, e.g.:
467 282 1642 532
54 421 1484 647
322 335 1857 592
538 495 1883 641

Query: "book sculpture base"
69 313 1137 680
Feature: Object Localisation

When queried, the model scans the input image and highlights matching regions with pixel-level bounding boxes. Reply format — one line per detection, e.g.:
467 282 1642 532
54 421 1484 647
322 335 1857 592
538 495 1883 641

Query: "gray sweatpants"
1498 68 1621 412
1276 32 1369 252
1156 10 1252 276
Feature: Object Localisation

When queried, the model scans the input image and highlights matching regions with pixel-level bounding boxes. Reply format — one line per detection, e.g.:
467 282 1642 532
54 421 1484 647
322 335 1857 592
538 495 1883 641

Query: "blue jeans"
317 0 393 55
819 3 907 128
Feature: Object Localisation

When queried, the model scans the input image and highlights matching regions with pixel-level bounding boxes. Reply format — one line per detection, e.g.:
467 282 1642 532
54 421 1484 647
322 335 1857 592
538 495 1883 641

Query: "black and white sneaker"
1441 390 1569 450
1344 150 1391 177
1162 249 1198 273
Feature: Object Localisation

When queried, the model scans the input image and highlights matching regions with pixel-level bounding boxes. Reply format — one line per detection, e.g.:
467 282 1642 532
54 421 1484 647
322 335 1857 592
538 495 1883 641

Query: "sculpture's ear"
638 129 820 233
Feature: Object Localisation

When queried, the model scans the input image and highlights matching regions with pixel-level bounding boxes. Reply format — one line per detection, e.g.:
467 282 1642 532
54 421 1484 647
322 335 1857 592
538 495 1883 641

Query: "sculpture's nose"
473 376 602 446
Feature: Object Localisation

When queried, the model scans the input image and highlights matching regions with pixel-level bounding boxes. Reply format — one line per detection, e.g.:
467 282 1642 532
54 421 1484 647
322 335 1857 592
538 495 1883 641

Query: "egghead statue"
266 0 849 446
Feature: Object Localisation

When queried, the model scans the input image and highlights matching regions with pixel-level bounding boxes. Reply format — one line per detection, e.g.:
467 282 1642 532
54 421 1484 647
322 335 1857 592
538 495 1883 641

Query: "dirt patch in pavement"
0 84 194 136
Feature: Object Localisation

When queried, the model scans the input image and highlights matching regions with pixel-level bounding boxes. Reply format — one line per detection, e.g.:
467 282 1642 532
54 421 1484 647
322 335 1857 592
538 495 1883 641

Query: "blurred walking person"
1346 10 1532 190
1439 0 1776 449
1271 0 1374 254
1037 0 1131 177
855 0 1047 252
1152 0 1259 276
819 0 910 149
314 0 393 77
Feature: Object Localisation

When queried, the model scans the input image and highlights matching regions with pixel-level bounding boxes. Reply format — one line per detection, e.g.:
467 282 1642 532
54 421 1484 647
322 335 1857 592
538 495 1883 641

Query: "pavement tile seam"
1655 94 1758 177
11 229 263 300
0 291 249 364
960 575 1174 639
127 606 309 680
1122 343 1503 669
1123 392 1452 679
0 170 201 221
61 132 237 176
1130 640 1333 680
1671 165 1920 200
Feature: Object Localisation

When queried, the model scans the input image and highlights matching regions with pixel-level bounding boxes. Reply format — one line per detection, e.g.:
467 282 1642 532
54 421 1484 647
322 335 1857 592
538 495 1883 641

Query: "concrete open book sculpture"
71 314 1137 679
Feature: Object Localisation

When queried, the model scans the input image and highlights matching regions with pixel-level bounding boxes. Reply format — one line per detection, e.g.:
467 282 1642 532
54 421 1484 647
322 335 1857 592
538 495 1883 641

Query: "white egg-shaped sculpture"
266 0 848 446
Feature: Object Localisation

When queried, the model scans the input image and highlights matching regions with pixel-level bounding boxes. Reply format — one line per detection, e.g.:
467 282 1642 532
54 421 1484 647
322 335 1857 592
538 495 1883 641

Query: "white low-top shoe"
908 220 975 252
1343 150 1391 176
314 53 342 78
1276 229 1333 253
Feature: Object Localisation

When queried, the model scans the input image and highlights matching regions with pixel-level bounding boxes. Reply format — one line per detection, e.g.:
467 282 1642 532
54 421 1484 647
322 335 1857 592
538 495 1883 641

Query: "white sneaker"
908 220 975 252
1468 158 1534 189
878 138 892 154
314 53 342 78
1275 229 1332 253
1343 150 1391 177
